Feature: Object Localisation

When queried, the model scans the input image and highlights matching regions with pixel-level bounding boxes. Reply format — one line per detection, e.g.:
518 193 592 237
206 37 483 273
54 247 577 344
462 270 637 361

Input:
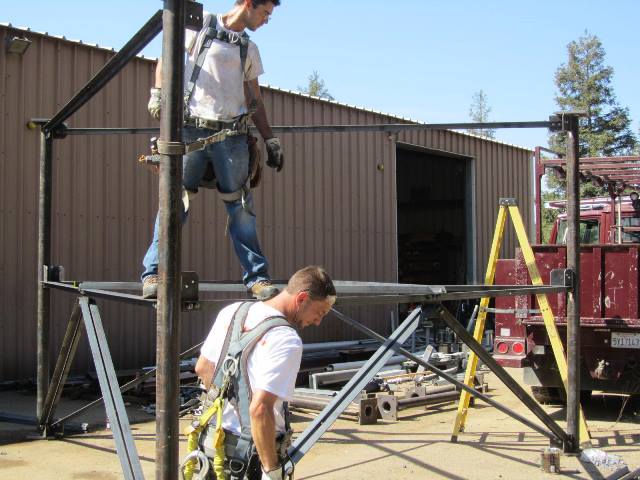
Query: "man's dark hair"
236 0 281 7
286 266 336 301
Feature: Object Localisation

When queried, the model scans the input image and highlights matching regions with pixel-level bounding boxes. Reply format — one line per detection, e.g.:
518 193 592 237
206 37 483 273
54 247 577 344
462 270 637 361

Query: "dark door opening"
396 146 470 285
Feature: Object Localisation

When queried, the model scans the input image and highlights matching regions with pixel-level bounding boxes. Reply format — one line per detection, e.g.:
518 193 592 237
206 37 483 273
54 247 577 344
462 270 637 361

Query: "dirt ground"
1 369 639 479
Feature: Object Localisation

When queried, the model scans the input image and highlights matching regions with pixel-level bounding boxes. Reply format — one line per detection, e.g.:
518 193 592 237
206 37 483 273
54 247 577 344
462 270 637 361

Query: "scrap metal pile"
291 339 489 424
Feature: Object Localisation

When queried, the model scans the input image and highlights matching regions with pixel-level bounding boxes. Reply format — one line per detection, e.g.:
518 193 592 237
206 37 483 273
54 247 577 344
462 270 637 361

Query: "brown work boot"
249 280 279 300
142 274 158 299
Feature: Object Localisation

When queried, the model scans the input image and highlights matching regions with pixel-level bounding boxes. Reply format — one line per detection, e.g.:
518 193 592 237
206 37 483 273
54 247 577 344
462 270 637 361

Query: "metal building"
0 23 534 380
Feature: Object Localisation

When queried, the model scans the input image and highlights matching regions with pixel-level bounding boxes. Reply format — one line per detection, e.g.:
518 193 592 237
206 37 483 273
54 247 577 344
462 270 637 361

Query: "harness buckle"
228 458 246 475
222 356 239 377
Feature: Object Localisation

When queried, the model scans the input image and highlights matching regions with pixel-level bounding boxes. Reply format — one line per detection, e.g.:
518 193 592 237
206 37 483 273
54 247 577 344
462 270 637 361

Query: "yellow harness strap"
182 396 227 480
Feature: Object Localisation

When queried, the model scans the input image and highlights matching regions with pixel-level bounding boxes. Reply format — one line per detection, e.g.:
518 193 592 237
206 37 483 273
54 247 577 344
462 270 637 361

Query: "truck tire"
531 386 564 405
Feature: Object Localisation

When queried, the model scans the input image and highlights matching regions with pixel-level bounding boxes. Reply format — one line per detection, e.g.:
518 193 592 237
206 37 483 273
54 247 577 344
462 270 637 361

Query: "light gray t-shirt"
184 12 264 121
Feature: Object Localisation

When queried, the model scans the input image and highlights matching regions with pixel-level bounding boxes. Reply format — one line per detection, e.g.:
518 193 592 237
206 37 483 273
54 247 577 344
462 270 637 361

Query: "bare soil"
1 369 639 479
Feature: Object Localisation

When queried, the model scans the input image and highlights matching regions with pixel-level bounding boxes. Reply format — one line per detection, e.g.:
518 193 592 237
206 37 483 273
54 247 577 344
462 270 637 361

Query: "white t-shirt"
184 12 264 121
201 302 302 435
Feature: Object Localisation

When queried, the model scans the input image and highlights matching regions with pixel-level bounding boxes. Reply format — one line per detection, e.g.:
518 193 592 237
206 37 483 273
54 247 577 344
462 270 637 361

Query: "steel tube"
266 120 554 135
156 1 185 478
565 114 581 452
43 10 162 134
330 308 564 443
36 132 53 425
63 127 161 136
397 391 460 410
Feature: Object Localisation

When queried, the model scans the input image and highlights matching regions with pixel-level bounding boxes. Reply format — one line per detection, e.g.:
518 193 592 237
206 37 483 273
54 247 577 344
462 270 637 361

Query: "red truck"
493 150 640 403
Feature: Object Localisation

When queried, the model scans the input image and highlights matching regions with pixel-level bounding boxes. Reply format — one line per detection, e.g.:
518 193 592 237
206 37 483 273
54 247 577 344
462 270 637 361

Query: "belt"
185 115 248 133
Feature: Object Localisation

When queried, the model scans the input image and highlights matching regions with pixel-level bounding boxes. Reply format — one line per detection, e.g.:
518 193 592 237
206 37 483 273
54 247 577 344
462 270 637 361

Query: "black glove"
265 137 284 172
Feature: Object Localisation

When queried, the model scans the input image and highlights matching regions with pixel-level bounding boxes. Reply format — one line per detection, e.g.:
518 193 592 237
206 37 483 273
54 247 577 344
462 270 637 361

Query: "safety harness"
180 302 294 480
183 13 259 205
139 13 262 209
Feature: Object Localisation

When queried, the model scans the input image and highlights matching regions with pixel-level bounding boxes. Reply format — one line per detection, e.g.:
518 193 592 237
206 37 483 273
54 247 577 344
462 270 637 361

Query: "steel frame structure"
26 1 587 478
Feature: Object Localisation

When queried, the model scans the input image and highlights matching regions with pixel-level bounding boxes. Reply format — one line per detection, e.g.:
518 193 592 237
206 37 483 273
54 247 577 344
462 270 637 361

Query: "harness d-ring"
222 355 238 377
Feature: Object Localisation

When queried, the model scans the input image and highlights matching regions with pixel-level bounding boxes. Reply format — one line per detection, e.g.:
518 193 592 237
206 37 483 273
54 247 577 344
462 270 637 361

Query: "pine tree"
549 31 637 157
298 71 334 100
467 89 495 139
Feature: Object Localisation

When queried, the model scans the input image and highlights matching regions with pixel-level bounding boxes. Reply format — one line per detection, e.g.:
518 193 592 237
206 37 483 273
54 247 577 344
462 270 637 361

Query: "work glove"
265 137 284 172
261 463 292 480
148 87 162 120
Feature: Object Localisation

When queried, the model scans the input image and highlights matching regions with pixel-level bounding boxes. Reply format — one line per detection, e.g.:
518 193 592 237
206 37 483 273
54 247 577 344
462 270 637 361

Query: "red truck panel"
519 245 640 326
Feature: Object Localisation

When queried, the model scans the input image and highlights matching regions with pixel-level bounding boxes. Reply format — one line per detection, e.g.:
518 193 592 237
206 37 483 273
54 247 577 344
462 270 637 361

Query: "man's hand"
265 137 284 172
261 463 292 480
148 87 162 120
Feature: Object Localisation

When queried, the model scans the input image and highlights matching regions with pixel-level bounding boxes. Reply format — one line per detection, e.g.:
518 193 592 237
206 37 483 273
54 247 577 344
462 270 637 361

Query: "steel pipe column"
565 114 581 451
156 1 185 478
36 132 53 425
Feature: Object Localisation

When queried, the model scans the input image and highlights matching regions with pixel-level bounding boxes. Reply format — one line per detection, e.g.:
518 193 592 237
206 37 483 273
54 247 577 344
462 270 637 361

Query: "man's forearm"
250 402 279 471
251 99 274 140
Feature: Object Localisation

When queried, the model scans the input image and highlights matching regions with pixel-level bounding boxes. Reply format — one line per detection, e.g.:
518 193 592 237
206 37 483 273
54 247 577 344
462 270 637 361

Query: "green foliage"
549 31 637 156
541 190 562 243
298 71 334 100
467 89 495 139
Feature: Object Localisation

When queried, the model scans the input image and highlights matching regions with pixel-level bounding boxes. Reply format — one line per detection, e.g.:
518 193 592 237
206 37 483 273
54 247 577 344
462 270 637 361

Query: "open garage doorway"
396 144 475 285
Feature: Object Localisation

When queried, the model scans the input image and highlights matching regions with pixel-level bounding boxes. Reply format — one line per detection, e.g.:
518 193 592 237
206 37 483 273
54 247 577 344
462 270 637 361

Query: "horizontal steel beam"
267 120 554 135
43 281 154 307
63 127 160 136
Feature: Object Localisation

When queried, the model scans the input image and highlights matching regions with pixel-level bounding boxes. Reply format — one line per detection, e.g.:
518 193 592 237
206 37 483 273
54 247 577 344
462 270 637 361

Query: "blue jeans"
142 126 269 287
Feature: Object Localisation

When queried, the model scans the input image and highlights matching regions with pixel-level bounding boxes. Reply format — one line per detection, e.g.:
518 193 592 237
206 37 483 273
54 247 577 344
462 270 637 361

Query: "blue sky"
4 0 639 150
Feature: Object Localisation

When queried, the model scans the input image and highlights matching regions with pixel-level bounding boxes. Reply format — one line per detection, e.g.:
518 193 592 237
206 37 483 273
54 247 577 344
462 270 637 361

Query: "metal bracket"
548 111 586 132
358 397 379 425
185 1 204 31
181 271 199 302
43 265 65 282
499 198 517 206
550 268 575 291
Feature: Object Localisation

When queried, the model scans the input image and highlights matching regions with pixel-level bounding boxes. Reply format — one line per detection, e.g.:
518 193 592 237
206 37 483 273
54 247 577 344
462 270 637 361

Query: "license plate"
611 332 640 349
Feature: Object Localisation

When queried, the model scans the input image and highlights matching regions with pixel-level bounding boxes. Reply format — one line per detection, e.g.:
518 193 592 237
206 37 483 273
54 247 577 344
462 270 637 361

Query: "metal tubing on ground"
43 10 162 134
397 391 460 410
565 114 581 452
50 342 203 431
36 132 53 425
435 305 569 445
156 2 185 478
330 308 563 443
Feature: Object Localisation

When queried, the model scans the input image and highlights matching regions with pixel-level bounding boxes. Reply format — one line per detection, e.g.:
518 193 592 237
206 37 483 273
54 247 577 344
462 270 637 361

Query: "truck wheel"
531 386 564 405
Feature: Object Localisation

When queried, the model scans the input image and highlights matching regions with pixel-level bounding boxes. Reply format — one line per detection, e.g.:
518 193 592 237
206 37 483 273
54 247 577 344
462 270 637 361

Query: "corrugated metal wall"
0 25 532 380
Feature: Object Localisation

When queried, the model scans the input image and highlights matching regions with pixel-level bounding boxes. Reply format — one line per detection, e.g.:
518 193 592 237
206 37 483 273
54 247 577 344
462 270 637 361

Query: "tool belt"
185 115 249 134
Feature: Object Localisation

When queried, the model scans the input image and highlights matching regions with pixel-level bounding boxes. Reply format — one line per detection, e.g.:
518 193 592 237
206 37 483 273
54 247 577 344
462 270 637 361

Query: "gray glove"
265 137 284 172
261 463 292 480
147 87 162 120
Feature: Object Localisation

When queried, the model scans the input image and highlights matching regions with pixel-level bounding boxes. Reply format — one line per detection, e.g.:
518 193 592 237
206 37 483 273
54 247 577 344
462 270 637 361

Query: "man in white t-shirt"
195 266 336 480
141 0 284 301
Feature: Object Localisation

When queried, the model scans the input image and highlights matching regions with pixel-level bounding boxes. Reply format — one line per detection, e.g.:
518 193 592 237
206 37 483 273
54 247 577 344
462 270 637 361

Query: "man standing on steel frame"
141 0 284 300
193 266 337 480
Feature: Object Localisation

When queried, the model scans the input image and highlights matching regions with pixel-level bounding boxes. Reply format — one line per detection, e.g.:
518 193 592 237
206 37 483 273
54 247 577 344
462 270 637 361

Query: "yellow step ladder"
451 198 591 446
